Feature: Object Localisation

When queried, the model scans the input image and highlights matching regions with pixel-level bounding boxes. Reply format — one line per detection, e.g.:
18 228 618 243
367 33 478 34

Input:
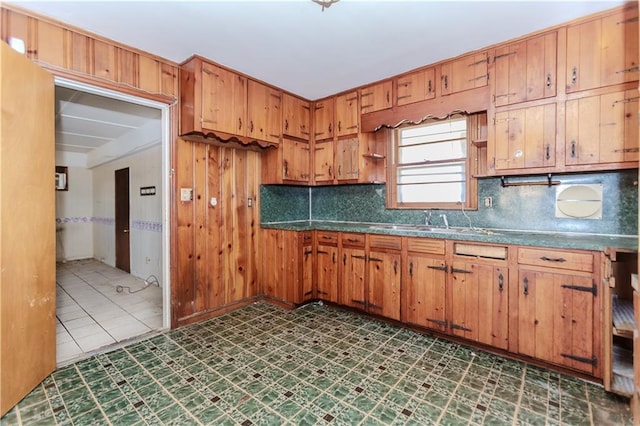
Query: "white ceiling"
55 86 161 167
13 0 628 101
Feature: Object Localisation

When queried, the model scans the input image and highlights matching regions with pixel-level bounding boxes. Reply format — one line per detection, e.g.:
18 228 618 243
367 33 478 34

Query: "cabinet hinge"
451 266 472 274
351 299 366 306
561 281 597 296
428 264 448 272
303 290 313 296
427 318 448 327
561 353 598 367
450 322 472 332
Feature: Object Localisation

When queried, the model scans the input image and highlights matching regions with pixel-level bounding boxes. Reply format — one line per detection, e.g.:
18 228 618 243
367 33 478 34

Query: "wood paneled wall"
173 139 262 326
0 4 178 100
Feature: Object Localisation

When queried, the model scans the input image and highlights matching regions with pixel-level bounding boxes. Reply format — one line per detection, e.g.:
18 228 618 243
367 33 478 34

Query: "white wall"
92 145 163 284
55 152 94 261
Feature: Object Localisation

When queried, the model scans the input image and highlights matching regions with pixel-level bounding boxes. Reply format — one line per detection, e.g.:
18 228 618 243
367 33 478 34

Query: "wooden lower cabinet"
450 261 509 350
404 254 448 332
301 236 314 302
316 246 339 302
340 246 367 309
261 229 307 304
316 234 339 303
516 247 600 377
517 268 598 375
367 250 401 321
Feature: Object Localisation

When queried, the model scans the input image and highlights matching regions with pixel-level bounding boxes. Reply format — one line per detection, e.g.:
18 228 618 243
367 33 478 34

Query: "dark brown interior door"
115 168 130 272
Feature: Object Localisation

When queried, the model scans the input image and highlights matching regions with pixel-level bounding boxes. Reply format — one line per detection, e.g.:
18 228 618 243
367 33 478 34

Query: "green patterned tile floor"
2 302 632 425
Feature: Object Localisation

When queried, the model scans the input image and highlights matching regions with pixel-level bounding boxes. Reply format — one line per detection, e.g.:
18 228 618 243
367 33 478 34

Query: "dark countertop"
261 221 638 252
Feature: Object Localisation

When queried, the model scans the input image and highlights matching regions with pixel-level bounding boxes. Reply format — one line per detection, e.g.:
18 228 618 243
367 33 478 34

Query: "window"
388 115 477 209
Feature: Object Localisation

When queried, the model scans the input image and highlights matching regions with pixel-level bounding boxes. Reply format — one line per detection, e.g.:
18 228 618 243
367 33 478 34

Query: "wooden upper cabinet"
34 20 65 68
565 89 639 166
336 137 359 181
441 51 488 96
396 67 436 106
493 32 557 107
335 91 359 137
282 93 311 140
138 55 161 94
566 7 639 93
313 98 334 141
360 81 392 114
282 138 310 183
313 140 334 184
492 103 556 172
200 60 247 136
117 48 138 87
247 80 282 145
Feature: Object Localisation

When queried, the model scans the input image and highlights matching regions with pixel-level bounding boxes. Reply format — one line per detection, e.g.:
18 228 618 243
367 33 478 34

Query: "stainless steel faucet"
424 211 432 225
440 214 449 229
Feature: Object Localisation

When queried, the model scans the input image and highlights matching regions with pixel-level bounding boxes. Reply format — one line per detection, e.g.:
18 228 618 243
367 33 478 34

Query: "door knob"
123 229 129 233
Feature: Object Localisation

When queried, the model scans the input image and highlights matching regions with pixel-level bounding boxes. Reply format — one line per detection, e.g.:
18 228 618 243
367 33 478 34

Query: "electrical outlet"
180 188 193 202
483 197 493 208
247 197 253 207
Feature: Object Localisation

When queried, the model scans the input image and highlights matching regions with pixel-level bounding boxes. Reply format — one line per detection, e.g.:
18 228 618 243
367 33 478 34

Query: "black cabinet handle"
498 273 504 292
523 277 529 296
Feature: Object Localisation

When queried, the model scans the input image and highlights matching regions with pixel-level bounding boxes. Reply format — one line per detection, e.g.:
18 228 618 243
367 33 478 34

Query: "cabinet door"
247 80 282 144
360 81 392 114
565 89 639 165
566 8 639 93
404 255 447 332
282 138 310 183
441 52 488 95
282 93 311 140
518 269 597 375
335 91 359 137
340 247 366 309
313 140 334 184
301 243 314 302
336 137 359 181
313 98 334 141
450 262 509 350
201 62 246 135
92 39 117 81
494 32 557 107
368 251 401 321
34 20 66 69
316 245 338 303
138 55 161 94
261 229 285 299
493 103 556 171
396 68 436 106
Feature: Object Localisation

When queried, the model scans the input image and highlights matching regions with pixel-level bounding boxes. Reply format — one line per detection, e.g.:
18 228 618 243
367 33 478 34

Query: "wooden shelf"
612 344 634 397
472 138 487 148
613 297 636 338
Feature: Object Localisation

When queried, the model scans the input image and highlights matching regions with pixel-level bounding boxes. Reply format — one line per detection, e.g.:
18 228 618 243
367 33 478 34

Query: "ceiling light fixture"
312 0 340 12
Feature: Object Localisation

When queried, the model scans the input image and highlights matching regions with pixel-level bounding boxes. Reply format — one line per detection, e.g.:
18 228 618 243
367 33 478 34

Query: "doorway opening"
53 78 171 365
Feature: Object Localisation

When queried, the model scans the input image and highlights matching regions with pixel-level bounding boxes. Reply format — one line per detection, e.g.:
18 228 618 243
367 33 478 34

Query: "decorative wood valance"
361 85 489 132
180 130 279 151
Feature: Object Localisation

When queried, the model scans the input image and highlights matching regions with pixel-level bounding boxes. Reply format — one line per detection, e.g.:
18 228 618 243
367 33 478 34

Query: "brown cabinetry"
491 103 556 172
340 240 367 310
403 238 448 333
367 235 401 321
335 91 359 137
493 32 557 107
441 52 488 96
566 7 639 93
263 138 310 184
282 93 311 140
247 80 282 145
450 243 509 350
360 81 392 114
565 88 639 166
316 232 339 303
516 247 600 376
396 67 436 106
313 140 334 184
200 61 246 136
336 137 359 181
313 98 334 141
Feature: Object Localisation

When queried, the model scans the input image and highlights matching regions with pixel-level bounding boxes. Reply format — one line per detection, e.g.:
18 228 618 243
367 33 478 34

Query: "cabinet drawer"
300 231 312 245
369 235 401 251
518 247 593 272
406 237 445 255
455 243 507 260
341 233 365 247
316 231 338 245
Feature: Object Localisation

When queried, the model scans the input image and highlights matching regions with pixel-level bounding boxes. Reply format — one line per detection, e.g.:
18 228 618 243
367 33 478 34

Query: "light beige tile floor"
56 259 163 366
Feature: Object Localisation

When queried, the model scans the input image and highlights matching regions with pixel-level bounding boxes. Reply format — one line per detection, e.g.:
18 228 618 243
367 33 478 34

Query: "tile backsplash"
261 170 638 236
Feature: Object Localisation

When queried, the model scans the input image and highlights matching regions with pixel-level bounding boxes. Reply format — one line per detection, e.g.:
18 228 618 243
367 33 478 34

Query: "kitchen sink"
366 224 499 235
